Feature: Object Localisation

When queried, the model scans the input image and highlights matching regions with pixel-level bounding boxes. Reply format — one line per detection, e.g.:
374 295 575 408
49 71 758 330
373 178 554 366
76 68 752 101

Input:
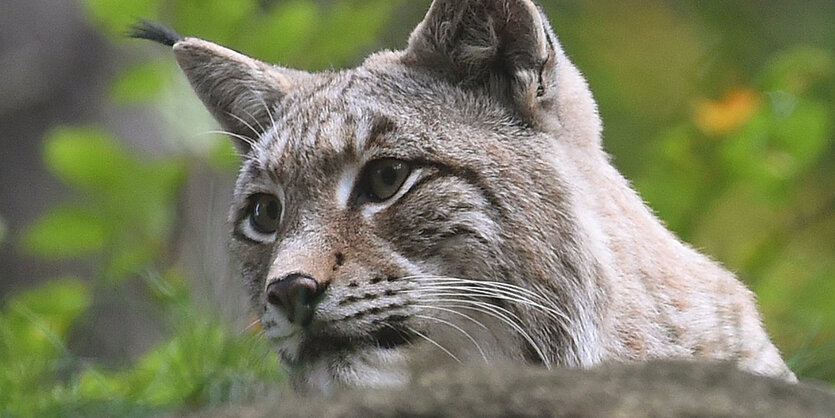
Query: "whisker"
413 313 488 363
198 130 257 148
196 129 265 165
256 95 277 128
407 284 571 330
378 322 414 351
409 276 568 322
414 295 551 368
409 276 583 360
237 106 268 134
405 325 461 364
226 111 263 138
242 317 261 334
412 304 488 330
409 276 546 301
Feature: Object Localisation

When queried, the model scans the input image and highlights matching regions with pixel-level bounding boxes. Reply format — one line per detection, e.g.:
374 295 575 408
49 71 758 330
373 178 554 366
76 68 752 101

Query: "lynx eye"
361 159 411 202
248 193 282 234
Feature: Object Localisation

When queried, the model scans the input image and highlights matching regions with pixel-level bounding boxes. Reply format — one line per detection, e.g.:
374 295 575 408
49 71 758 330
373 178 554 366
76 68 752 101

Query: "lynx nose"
266 274 322 326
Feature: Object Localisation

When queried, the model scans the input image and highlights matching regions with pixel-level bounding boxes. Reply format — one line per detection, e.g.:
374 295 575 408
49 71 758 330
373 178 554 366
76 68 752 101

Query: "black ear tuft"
127 20 183 47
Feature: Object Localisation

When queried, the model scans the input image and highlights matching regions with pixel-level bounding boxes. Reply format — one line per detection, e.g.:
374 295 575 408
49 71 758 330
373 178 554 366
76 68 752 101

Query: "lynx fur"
134 0 795 392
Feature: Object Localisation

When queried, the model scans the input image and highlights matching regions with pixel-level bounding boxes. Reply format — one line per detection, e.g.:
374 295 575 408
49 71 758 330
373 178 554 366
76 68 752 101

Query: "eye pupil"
250 194 281 234
362 159 410 203
380 166 397 186
266 200 278 219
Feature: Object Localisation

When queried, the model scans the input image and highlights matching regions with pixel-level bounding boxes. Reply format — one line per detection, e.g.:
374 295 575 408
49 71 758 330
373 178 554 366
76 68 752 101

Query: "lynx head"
134 0 613 392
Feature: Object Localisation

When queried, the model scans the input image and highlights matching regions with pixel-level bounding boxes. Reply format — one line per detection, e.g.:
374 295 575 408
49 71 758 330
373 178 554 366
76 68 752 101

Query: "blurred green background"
0 0 832 415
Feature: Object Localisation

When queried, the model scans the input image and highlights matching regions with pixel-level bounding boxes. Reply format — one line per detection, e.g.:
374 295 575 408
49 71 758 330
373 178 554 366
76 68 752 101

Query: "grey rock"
192 361 835 417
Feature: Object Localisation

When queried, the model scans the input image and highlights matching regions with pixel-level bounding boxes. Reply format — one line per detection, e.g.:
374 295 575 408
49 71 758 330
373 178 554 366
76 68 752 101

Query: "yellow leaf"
693 88 761 136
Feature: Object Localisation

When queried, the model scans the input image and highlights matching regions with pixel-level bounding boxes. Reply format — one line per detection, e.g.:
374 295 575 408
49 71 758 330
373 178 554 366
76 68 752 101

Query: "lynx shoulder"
133 0 795 391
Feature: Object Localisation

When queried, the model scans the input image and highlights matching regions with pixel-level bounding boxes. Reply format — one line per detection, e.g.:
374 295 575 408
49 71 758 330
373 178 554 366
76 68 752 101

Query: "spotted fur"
140 0 795 392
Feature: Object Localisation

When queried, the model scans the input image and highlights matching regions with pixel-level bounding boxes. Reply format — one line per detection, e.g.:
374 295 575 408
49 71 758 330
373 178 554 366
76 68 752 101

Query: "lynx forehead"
133 0 795 392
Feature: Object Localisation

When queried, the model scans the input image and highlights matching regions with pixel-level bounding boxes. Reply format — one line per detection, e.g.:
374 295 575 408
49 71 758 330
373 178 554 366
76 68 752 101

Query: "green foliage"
0 274 281 417
110 60 170 104
75 316 281 410
22 205 107 258
10 107 278 415
43 127 133 192
65 272 282 413
23 126 186 280
84 0 163 37
0 278 91 416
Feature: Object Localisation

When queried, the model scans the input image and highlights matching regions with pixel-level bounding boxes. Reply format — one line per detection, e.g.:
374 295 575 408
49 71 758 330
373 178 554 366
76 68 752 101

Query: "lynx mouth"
292 325 415 364
371 326 415 349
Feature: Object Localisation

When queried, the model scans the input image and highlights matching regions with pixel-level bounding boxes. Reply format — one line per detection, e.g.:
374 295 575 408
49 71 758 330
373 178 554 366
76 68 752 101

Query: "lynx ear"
130 21 306 153
404 0 559 124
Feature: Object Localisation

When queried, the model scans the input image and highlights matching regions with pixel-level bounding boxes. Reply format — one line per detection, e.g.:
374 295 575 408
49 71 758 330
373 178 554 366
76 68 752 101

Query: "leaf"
0 279 99 416
83 0 162 38
36 125 187 275
77 368 129 402
1 278 91 359
303 1 397 69
207 139 239 172
43 127 135 192
720 93 831 202
758 47 834 94
173 0 256 43
144 269 190 307
239 0 318 63
110 61 169 104
770 99 831 174
692 88 761 137
104 244 156 278
21 205 107 259
69 316 282 409
6 278 92 338
634 125 710 235
126 319 283 407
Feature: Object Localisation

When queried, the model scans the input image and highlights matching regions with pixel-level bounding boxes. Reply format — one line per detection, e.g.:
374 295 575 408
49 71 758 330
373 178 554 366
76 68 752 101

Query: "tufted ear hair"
130 21 309 154
403 0 560 125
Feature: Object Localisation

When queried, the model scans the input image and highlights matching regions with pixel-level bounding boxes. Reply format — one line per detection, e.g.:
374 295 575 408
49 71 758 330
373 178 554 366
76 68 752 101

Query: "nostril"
266 274 321 325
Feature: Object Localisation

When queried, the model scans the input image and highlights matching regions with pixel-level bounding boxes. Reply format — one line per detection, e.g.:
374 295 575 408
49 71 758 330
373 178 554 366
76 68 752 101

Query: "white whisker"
256 95 277 128
227 111 263 138
242 317 261 334
409 276 546 301
409 275 583 360
413 313 488 363
413 304 488 330
409 276 569 322
198 129 256 148
407 284 571 330
238 106 268 134
405 325 461 364
413 295 551 368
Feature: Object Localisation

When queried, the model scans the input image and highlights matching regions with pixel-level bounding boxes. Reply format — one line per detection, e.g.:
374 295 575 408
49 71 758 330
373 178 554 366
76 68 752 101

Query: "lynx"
133 0 795 392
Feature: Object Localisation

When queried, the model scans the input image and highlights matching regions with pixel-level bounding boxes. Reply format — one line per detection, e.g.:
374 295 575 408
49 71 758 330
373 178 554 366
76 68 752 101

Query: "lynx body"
134 0 794 392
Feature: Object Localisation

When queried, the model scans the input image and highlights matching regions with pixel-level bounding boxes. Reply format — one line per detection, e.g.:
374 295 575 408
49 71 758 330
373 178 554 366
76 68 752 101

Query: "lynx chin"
132 0 795 392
